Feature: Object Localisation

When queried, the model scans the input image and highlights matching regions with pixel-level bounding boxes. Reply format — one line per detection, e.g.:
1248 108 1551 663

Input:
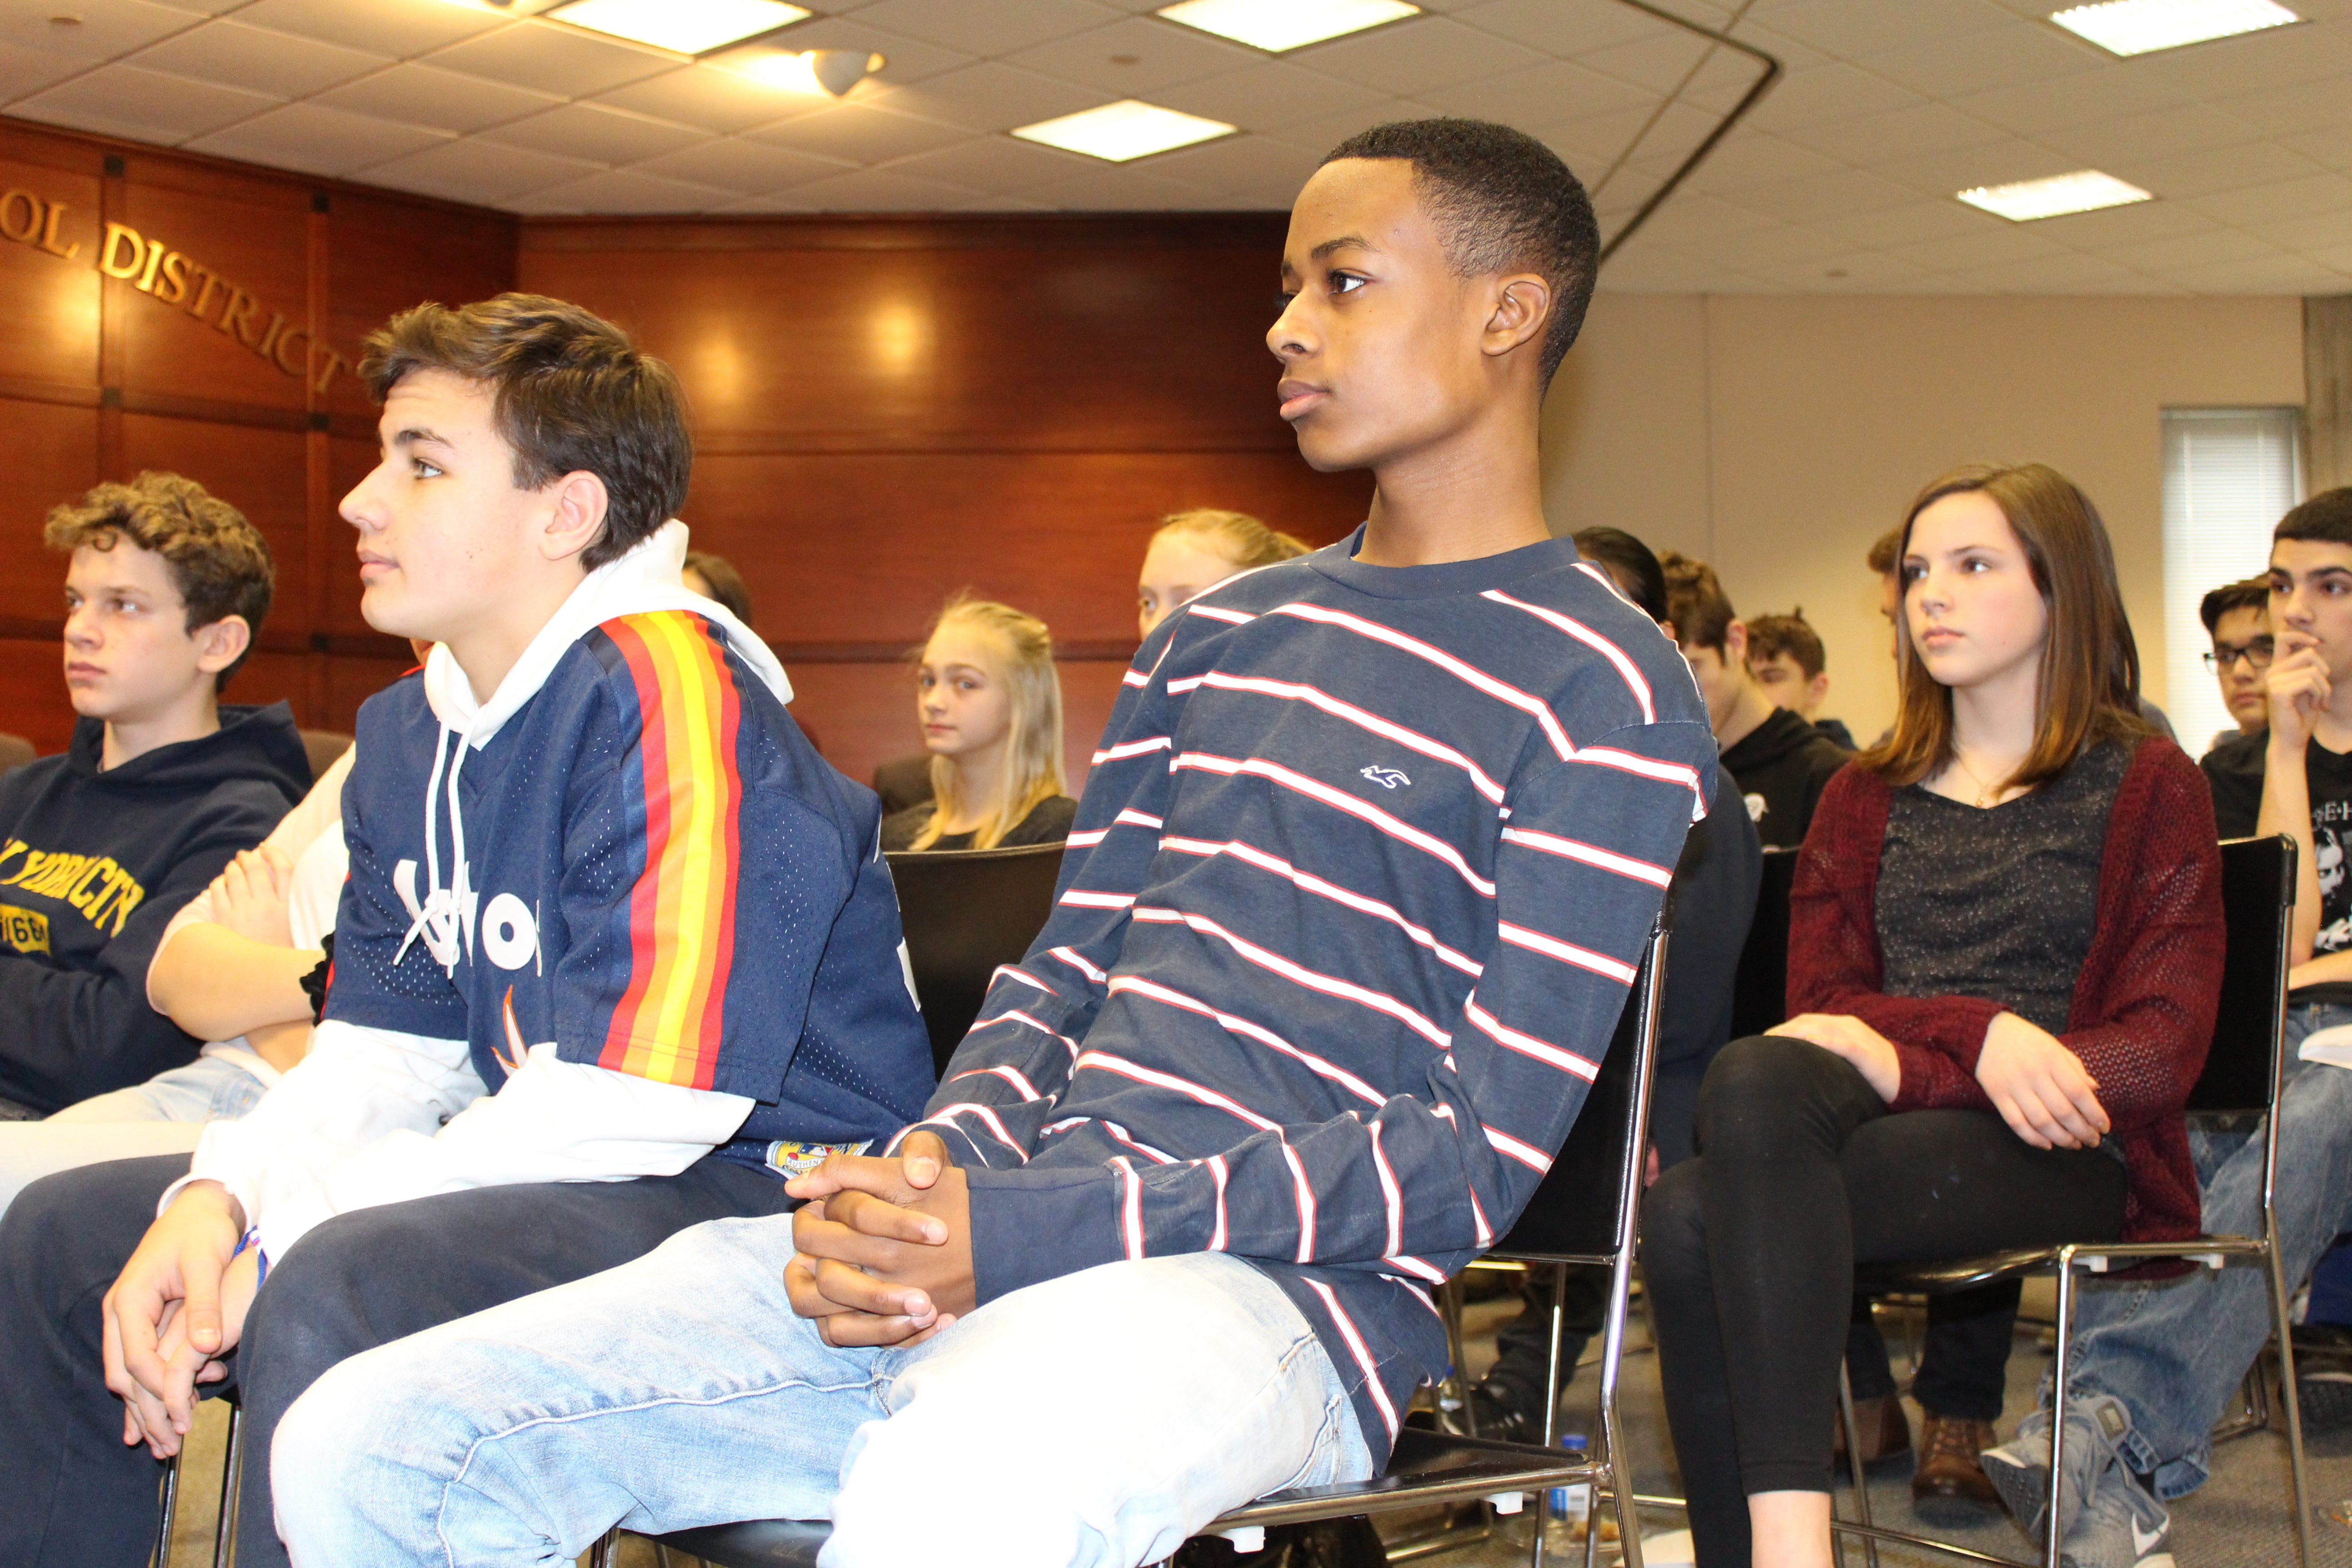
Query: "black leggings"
1643 1035 2128 1568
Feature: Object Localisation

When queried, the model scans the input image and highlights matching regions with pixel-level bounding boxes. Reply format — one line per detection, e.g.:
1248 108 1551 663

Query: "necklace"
1950 753 2007 808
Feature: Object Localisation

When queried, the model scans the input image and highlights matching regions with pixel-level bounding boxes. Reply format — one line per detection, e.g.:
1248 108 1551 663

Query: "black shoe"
1460 1381 1540 1443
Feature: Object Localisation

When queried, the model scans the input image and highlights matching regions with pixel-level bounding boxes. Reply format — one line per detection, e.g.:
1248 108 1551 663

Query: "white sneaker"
2058 1465 2172 1568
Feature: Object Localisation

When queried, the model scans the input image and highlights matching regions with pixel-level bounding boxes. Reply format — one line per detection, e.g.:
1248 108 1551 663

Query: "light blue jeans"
2061 1003 2352 1499
273 1221 1373 1568
0 1052 266 1218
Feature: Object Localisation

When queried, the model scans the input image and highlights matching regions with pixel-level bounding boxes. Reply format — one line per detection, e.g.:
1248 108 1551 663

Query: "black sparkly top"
1874 742 2130 1035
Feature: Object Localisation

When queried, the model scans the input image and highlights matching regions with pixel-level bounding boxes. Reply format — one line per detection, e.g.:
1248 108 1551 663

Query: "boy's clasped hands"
784 1128 975 1347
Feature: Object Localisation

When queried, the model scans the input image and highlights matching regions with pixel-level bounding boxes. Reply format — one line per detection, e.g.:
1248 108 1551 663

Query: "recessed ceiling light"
546 0 809 55
1012 100 1237 162
1957 170 2153 221
1155 0 1421 53
2048 0 2298 55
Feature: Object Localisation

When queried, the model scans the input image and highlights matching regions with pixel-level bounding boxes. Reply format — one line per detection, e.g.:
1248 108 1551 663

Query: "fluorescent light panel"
2048 0 2298 55
1155 0 1421 53
1013 99 1236 162
547 0 809 55
1957 170 2152 221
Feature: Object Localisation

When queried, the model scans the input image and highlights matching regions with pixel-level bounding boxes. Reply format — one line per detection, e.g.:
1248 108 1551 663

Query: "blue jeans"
273 1225 1372 1568
0 1053 265 1217
2061 1003 2352 1499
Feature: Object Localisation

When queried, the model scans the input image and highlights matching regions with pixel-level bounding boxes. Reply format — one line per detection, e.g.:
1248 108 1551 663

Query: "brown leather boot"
1832 1392 1912 1466
1911 1412 2002 1521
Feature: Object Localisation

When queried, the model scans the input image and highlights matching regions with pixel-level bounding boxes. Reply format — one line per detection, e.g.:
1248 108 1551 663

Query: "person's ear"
1480 272 1553 362
1809 671 1831 707
540 471 611 566
191 615 250 678
1723 620 1749 664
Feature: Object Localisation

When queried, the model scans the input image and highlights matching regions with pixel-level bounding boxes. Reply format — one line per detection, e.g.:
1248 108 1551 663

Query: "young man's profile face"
340 367 557 646
1269 158 1511 474
62 542 221 725
1750 652 1827 719
2207 603 2271 733
2269 539 2352 686
1680 636 1746 734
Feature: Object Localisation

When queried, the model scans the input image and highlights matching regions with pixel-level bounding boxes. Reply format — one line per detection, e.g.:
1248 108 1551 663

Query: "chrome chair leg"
154 1453 181 1568
2046 1255 2079 1568
591 1524 621 1568
1834 1364 1880 1568
2264 1221 2315 1568
212 1403 244 1568
1440 1277 1475 1437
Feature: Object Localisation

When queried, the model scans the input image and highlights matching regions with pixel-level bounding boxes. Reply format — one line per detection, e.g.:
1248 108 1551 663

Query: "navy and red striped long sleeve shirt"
911 529 1714 1456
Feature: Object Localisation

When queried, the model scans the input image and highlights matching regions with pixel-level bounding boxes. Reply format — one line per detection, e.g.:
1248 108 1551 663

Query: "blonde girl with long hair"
882 597 1076 853
1136 509 1312 640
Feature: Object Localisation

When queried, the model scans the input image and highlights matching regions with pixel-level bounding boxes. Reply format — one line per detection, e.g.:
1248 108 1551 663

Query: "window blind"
2162 407 2303 755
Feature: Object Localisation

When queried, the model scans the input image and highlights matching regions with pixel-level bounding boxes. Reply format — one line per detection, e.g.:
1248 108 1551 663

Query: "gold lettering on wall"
9 197 352 392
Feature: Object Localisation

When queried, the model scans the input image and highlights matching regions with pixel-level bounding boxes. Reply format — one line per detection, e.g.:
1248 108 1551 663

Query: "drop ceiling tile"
509 168 732 213
1293 15 1546 97
843 0 1121 58
1946 67 2191 137
867 61 1104 132
626 135 852 192
1740 64 1923 132
1776 102 2009 164
590 65 821 133
1573 31 1725 96
1679 49 1788 114
1144 129 1321 195
358 136 602 202
1595 245 1759 292
2180 172 2352 227
12 60 278 141
878 132 1095 193
317 60 560 135
426 21 678 98
1538 99 1720 172
1810 201 1994 247
702 15 972 87
1737 247 1942 289
1417 58 1656 126
480 102 706 164
230 0 510 57
2241 209 2352 251
1625 191 1780 243
784 164 985 210
1862 26 2106 99
2208 78 2352 139
1687 223 1854 267
182 100 451 176
1730 166 1930 223
2280 129 2352 173
2161 252 2340 292
1671 132 1844 196
128 19 390 99
1863 140 2088 202
2124 21 2352 98
2019 196 2212 246
1454 0 1681 54
1005 15 1255 94
1962 250 2166 291
1152 62 1390 134
1021 164 1222 210
0 1 206 62
746 98 975 162
0 39 89 99
1758 0 2015 58
1275 100 1450 156
2089 228 2276 270
1880 223 2068 271
2043 105 2267 167
1715 18 1835 73
2120 140 2328 199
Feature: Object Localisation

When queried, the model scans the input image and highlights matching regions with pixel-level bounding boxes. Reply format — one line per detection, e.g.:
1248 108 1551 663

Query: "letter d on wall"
98 220 145 279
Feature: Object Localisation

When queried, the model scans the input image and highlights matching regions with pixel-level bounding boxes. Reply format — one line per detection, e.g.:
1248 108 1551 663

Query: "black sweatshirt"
0 703 309 1113
1719 705 1850 849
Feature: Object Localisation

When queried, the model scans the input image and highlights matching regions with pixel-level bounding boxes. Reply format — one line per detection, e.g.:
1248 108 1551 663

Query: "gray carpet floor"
156 1276 2352 1568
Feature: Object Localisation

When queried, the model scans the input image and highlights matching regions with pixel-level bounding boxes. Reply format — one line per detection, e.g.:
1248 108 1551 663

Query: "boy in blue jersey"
0 295 934 1568
275 121 1715 1568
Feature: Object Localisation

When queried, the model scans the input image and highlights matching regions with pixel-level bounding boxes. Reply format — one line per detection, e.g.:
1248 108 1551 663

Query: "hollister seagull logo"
1360 765 1411 790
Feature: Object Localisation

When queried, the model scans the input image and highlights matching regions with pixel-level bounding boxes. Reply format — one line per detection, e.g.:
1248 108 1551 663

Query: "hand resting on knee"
783 1129 975 1348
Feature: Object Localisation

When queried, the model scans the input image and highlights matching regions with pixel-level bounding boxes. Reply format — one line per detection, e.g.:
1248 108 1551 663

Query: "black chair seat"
656 1429 1590 1568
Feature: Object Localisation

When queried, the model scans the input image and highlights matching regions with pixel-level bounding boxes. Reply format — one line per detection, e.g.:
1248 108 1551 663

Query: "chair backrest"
1491 913 1671 1261
884 842 1068 1076
0 732 34 776
2189 834 2296 1116
299 728 354 785
1729 846 1800 1039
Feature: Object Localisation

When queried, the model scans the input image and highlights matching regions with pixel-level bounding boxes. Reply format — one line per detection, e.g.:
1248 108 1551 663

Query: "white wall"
1540 293 2308 745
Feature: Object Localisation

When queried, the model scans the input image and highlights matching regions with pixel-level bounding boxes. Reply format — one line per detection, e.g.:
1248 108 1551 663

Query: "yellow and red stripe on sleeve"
598 612 744 1089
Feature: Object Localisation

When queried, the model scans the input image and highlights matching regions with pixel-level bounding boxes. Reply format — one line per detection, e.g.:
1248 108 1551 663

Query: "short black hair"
2199 577 2269 636
1747 610 1826 679
360 294 690 571
1320 118 1599 391
2276 487 2352 550
1572 526 1667 622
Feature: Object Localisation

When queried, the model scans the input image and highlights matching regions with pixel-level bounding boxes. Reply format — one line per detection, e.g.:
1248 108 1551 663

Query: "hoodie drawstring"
393 724 476 975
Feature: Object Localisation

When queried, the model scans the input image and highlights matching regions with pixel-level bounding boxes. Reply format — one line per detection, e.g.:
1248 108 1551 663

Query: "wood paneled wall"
0 117 515 755
519 214 1371 788
0 114 1369 789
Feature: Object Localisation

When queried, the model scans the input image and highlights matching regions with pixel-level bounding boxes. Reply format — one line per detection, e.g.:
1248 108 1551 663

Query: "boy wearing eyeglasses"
2200 577 2272 750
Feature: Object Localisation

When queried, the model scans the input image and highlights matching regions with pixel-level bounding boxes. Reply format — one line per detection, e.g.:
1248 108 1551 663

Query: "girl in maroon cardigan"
1644 463 2224 1568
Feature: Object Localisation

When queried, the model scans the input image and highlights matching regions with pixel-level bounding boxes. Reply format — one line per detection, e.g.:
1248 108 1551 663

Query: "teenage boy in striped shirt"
274 120 1715 1568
